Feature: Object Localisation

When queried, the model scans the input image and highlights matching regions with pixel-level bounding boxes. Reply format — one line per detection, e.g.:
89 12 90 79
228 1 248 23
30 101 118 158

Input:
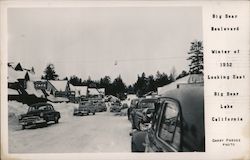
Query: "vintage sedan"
95 101 107 112
127 98 140 120
130 98 158 131
110 102 122 112
73 101 96 116
131 83 205 152
19 103 61 129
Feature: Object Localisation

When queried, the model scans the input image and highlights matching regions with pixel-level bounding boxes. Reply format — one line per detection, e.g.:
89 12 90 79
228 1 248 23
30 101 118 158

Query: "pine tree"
187 41 203 74
42 64 59 80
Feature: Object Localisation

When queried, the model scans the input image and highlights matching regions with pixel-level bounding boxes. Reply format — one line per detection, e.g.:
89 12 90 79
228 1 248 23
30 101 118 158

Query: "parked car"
131 83 205 152
73 101 96 116
95 101 107 112
130 98 158 131
127 98 140 120
19 103 61 129
110 102 122 112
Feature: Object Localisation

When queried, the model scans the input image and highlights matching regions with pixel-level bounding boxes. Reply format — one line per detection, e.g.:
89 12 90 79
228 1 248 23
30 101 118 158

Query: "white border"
1 1 249 160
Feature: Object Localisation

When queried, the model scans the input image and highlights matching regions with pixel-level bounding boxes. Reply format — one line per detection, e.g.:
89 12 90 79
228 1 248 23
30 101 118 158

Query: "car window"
140 102 155 109
47 105 53 110
158 102 181 150
39 105 48 110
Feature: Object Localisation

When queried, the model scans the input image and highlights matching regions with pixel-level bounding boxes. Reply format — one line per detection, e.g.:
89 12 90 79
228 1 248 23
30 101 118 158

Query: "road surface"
9 102 131 153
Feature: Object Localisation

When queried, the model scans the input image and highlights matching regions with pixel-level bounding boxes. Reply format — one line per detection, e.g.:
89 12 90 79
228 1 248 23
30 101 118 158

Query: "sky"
8 7 202 85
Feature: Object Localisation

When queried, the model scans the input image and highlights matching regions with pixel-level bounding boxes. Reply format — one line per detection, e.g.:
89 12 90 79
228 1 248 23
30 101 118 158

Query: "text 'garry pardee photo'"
7 7 204 153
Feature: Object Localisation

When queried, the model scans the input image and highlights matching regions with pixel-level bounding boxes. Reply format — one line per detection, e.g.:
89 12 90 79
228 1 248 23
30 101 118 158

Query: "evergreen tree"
69 75 82 86
112 75 126 99
42 64 59 80
187 41 203 74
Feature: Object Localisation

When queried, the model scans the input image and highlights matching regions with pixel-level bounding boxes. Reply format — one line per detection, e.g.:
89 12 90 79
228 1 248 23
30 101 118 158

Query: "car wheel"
93 112 95 115
43 122 48 127
21 125 25 130
54 116 59 123
131 137 144 152
131 131 147 152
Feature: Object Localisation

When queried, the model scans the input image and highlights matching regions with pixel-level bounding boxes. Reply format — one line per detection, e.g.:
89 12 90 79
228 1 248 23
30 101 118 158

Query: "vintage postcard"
0 1 249 160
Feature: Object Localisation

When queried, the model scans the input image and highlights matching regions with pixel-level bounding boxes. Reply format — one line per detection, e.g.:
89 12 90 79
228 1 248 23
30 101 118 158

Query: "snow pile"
49 102 78 121
8 101 29 118
8 101 29 131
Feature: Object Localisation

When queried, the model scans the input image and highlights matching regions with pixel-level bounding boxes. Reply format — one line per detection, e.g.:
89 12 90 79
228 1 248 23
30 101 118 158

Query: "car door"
45 105 55 121
147 99 182 152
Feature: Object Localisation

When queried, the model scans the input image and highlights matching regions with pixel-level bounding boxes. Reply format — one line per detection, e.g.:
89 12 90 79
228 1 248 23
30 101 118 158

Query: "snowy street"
8 102 131 153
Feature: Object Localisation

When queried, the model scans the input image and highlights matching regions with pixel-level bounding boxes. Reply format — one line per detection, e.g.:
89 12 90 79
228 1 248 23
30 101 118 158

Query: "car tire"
54 116 59 123
131 131 146 152
43 122 48 127
93 112 95 115
21 125 25 130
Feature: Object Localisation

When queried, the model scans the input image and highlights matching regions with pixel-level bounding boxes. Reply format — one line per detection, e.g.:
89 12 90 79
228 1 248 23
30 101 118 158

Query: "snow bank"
8 101 29 118
48 102 78 121
8 101 29 131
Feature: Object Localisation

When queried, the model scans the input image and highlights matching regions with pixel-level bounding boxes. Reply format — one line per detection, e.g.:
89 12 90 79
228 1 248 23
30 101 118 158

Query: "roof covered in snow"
88 88 100 95
8 67 27 82
47 95 69 102
97 88 105 94
157 74 203 95
48 80 68 91
26 81 45 97
69 84 88 97
8 88 19 95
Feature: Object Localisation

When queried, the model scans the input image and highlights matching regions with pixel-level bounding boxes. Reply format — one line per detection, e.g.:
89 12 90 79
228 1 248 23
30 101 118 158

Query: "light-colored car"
73 101 96 116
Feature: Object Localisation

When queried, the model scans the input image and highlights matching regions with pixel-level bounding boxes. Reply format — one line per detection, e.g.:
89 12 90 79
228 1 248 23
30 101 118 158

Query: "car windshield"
28 105 51 112
80 102 91 106
140 102 155 109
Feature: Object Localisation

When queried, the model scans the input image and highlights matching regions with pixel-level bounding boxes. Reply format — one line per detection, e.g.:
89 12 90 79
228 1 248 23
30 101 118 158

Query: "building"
46 80 71 97
88 88 105 99
7 62 47 105
69 84 88 102
157 74 204 95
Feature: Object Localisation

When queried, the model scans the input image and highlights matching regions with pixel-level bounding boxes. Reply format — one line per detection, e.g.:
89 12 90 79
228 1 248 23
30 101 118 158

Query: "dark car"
130 98 158 131
19 103 61 129
110 102 122 112
131 83 205 152
73 101 96 116
127 98 140 120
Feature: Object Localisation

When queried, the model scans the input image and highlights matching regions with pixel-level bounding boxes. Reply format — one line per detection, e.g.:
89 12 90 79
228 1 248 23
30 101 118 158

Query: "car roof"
30 102 52 107
139 98 158 103
160 83 204 150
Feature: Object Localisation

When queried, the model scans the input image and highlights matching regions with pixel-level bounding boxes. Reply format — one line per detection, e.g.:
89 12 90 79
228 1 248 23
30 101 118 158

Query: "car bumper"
19 119 46 126
74 111 89 114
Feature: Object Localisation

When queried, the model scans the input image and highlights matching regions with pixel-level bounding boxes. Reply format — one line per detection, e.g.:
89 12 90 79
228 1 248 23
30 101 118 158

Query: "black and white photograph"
7 6 205 153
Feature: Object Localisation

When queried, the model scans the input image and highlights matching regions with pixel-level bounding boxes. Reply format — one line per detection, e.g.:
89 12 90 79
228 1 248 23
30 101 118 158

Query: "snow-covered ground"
8 101 131 153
